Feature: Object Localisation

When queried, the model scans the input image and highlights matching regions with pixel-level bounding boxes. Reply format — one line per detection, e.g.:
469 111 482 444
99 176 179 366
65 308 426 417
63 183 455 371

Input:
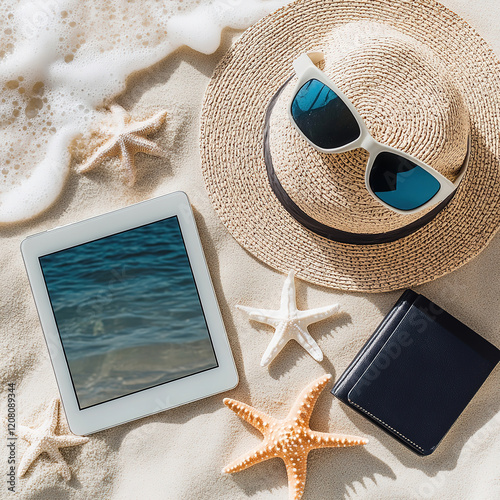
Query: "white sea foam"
0 0 289 223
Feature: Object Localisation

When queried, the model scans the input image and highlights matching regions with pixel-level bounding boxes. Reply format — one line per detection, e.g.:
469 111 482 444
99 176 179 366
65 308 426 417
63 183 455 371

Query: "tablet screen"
39 216 218 409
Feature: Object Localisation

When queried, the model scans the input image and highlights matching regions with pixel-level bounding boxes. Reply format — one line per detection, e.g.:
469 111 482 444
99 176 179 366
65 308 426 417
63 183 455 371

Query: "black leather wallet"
332 290 500 456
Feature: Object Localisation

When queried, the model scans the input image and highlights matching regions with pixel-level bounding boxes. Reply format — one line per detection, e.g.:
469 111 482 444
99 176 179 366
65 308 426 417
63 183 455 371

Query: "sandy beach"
1 0 499 499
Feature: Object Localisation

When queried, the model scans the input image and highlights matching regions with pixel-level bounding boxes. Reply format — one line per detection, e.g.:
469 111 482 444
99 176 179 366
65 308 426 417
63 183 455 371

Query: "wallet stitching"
348 400 425 452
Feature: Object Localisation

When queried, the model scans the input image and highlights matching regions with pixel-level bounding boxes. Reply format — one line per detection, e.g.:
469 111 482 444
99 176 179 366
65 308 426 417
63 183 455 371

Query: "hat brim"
200 0 500 292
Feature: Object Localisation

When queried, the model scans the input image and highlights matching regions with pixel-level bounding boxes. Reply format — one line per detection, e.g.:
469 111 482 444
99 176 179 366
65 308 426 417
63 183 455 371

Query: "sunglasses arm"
293 51 325 76
452 135 471 187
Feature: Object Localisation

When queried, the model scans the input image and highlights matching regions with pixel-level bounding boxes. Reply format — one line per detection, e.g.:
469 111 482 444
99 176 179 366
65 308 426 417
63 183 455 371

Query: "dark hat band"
264 76 456 245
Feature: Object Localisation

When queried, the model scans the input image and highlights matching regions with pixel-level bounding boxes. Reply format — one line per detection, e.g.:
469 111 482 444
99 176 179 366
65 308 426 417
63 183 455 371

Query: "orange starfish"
223 374 367 500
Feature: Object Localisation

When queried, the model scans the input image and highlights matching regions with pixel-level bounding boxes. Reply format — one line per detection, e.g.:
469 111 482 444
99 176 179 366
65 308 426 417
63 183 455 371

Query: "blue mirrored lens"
291 79 360 149
369 152 441 211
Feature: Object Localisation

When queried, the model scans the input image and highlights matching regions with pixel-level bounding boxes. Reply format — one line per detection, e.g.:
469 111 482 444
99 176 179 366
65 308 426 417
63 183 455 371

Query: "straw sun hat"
200 0 500 292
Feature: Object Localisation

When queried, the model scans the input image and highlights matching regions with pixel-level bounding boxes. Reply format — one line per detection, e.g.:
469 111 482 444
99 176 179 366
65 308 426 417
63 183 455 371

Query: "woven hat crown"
201 0 500 291
269 21 470 233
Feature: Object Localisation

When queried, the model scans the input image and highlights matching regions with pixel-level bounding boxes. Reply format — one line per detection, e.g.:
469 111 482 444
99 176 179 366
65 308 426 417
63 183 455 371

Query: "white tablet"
21 192 238 435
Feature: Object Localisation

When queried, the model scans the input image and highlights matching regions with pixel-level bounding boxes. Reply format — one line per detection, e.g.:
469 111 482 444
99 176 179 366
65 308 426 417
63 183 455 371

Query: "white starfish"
237 271 340 367
78 105 168 186
18 398 89 480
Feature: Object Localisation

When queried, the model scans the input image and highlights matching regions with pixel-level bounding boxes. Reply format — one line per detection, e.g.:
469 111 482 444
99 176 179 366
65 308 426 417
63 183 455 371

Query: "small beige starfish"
18 398 89 480
78 105 168 186
223 374 367 500
237 271 340 367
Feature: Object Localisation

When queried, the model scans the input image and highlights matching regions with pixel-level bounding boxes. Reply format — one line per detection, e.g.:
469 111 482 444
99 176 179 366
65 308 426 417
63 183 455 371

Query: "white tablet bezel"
21 191 238 435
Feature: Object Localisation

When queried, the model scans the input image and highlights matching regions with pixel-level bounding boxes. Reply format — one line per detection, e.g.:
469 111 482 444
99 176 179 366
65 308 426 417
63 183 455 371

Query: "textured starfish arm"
309 430 368 449
78 141 119 173
293 326 323 362
129 134 166 157
18 444 43 477
261 324 291 367
280 271 297 314
47 400 61 433
223 398 275 433
223 443 276 474
47 446 72 481
287 374 332 424
17 424 35 442
55 435 90 448
236 305 283 326
77 106 168 186
119 143 137 186
298 303 340 324
284 456 308 500
222 376 368 500
109 104 128 120
16 399 88 480
132 109 168 134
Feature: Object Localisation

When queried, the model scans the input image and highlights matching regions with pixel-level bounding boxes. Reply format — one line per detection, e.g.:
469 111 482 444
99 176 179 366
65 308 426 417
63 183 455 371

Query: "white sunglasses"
288 52 469 214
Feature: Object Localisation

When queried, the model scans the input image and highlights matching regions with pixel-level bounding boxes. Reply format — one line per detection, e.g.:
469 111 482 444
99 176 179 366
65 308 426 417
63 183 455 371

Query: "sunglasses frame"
288 52 469 215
